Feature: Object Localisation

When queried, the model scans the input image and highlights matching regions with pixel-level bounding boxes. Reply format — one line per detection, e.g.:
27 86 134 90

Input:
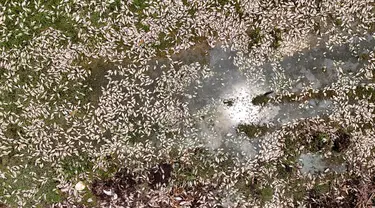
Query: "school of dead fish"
0 0 374 207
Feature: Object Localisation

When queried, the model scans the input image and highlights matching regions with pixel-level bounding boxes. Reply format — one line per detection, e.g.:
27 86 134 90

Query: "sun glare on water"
223 83 262 126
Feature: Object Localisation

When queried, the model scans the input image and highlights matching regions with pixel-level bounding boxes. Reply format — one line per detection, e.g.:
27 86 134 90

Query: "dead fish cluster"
0 0 374 207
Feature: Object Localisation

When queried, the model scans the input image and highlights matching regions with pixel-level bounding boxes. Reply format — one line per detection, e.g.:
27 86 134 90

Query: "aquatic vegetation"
237 123 268 138
0 0 374 207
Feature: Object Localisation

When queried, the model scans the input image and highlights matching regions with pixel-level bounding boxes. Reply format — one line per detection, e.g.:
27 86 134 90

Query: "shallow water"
299 153 346 174
181 35 374 158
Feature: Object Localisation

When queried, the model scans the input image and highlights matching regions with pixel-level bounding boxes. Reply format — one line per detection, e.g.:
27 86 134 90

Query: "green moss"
93 154 121 180
309 132 330 152
43 180 64 204
237 124 268 138
0 163 64 207
353 86 375 102
169 146 180 159
165 130 179 139
284 126 332 155
233 1 243 18
151 31 179 57
4 123 24 139
0 88 22 108
194 163 216 180
276 161 295 179
334 18 343 26
259 185 274 202
315 132 329 140
236 176 252 197
81 189 98 207
187 8 197 16
271 28 282 49
269 89 336 105
18 67 41 86
323 154 346 168
276 93 298 103
282 134 303 166
217 0 231 6
127 123 160 144
42 0 67 10
90 12 105 27
216 0 242 16
313 183 330 195
108 0 122 12
1 1 79 49
181 149 235 182
247 27 263 49
173 150 219 186
189 36 207 44
61 154 94 180
252 94 270 105
176 165 197 183
53 15 79 42
129 0 148 14
155 32 175 50
73 57 116 107
308 89 336 100
237 173 270 201
135 21 150 32
285 179 307 205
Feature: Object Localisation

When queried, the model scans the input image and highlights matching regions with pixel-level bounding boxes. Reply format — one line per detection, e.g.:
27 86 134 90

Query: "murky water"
299 153 346 174
97 34 375 165
181 34 374 163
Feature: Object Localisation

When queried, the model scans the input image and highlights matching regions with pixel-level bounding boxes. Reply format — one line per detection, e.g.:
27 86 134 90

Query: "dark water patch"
148 163 173 188
80 59 117 107
91 168 137 201
332 130 351 153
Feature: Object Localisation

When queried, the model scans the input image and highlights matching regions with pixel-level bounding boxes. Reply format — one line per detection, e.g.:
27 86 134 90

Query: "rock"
75 181 86 191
